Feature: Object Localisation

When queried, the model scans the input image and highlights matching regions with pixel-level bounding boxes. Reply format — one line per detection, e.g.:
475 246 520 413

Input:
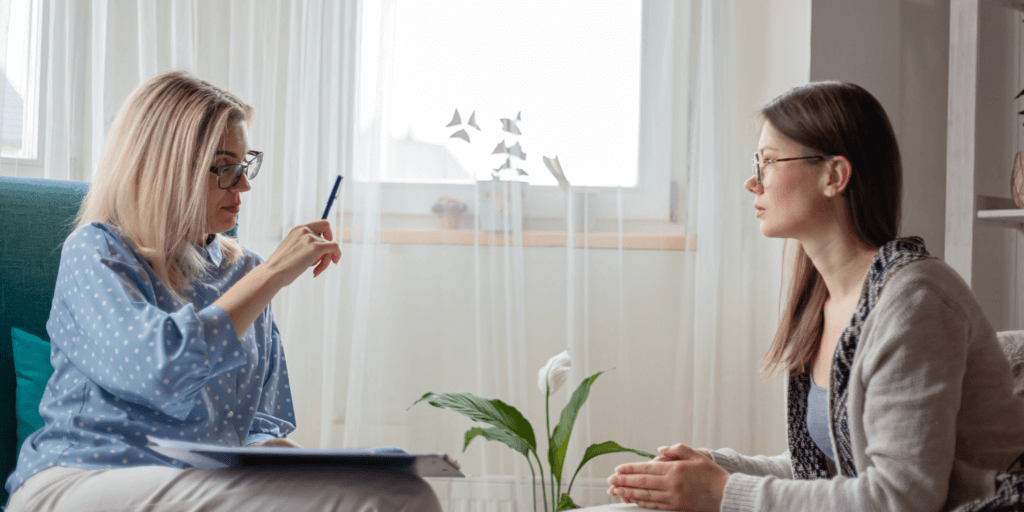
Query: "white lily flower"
537 350 572 396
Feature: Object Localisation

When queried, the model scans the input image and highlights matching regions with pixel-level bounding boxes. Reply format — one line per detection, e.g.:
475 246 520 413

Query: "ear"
822 156 852 198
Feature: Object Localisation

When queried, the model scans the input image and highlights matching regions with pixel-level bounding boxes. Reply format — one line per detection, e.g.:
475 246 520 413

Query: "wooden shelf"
340 227 695 251
990 0 1024 13
978 208 1024 225
975 197 1024 225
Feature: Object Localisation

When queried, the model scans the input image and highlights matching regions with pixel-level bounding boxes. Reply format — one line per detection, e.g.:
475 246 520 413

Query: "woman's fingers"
312 256 330 277
660 443 701 460
615 461 670 477
315 233 342 277
315 220 335 241
655 446 681 462
298 219 333 239
255 437 302 448
606 486 633 505
609 470 670 492
611 486 673 506
311 246 340 277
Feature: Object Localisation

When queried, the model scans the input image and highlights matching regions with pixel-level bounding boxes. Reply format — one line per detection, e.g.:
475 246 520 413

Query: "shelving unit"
946 0 1024 328
992 0 1024 12
977 209 1024 225
977 196 1024 226
945 0 982 285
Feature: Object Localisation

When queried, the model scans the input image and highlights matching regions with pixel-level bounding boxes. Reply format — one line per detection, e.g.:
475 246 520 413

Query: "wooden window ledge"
340 227 695 251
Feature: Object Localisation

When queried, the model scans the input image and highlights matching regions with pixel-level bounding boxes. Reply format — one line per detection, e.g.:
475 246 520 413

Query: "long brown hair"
77 71 252 300
760 82 902 376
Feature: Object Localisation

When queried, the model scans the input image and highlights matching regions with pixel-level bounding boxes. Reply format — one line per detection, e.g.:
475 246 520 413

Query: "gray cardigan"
714 258 1024 512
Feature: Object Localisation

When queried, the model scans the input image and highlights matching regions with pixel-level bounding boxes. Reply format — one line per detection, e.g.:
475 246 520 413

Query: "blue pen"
321 175 343 219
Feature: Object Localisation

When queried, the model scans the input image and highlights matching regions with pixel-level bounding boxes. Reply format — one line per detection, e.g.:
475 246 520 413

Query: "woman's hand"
214 220 342 337
264 220 342 285
249 437 302 448
606 444 727 512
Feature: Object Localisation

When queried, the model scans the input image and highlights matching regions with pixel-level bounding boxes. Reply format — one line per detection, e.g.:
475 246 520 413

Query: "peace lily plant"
413 350 654 511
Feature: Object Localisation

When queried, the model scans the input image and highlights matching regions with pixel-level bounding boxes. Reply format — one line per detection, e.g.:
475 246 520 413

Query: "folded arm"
49 225 247 421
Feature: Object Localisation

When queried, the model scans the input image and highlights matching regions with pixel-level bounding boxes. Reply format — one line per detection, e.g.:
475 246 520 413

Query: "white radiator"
426 475 621 511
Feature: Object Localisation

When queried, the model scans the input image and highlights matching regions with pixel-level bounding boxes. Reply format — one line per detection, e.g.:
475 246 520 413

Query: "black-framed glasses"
751 152 828 186
209 150 263 189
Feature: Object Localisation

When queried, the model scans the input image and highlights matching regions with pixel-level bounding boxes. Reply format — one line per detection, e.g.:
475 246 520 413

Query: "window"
359 0 674 221
382 0 641 188
2 0 43 162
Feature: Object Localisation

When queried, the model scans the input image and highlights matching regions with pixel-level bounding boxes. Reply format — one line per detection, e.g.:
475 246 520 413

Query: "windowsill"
340 227 695 251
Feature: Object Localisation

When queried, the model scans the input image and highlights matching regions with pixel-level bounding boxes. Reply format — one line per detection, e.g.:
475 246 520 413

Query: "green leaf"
464 426 532 458
413 392 537 451
548 372 602 488
566 441 655 495
556 493 579 510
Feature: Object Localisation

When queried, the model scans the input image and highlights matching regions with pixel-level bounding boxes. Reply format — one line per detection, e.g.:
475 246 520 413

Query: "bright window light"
366 0 642 187
2 0 42 160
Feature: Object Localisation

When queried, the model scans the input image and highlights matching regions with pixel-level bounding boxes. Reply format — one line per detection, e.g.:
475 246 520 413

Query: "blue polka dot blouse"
5 222 295 497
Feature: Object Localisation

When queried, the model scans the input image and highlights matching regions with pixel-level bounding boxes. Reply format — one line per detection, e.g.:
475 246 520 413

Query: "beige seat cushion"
997 330 1024 399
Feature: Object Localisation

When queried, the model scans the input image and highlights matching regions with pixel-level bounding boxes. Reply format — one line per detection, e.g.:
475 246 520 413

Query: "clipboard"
147 437 463 478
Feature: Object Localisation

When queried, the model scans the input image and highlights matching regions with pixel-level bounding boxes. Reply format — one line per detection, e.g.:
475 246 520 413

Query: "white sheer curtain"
323 0 787 507
2 0 788 508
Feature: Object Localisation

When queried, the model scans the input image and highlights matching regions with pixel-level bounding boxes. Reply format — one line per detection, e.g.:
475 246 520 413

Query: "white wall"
732 0 812 458
808 0 950 262
807 0 1024 330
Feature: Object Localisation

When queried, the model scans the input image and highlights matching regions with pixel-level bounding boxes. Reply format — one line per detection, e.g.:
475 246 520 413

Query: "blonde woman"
600 82 1024 511
4 72 441 512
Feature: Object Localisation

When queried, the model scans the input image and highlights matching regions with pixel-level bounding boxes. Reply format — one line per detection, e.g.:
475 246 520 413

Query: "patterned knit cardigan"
785 237 1024 511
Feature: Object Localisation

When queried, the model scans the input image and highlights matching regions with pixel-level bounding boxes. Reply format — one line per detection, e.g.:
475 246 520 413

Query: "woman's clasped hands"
606 444 728 512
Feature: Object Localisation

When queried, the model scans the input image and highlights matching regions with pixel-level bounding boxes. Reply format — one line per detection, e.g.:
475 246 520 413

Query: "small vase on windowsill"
432 196 468 230
477 179 527 232
438 214 462 230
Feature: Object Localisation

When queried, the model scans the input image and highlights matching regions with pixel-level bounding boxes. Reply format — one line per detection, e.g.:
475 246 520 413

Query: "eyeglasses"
209 150 263 189
751 152 828 186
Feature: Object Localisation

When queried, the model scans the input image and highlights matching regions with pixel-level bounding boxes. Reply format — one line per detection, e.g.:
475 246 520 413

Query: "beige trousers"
6 465 442 512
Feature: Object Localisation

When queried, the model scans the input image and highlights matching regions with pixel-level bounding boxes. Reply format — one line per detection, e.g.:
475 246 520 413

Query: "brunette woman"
602 82 1024 512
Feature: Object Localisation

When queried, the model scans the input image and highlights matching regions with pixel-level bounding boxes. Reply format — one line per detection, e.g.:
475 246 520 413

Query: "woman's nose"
232 173 252 193
744 175 759 194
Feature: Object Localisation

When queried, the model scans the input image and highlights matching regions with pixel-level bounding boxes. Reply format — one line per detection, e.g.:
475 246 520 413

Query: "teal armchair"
0 176 88 504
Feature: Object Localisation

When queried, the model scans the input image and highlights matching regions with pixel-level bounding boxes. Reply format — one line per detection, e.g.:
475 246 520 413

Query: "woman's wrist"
250 259 289 296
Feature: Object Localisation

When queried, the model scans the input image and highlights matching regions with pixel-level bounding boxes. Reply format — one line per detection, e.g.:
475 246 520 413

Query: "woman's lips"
223 205 240 214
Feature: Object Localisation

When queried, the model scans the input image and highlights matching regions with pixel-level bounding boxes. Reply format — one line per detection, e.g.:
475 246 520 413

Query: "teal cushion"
11 328 52 451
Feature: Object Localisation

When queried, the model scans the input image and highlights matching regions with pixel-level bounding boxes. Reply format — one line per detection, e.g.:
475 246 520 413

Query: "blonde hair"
760 82 902 376
77 71 252 300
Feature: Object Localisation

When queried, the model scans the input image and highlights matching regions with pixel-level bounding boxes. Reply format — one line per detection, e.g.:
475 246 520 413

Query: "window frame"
0 0 46 176
361 0 676 224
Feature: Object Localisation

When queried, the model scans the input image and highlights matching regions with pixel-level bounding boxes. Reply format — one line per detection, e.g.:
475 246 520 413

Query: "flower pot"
431 196 469 230
438 214 462 230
